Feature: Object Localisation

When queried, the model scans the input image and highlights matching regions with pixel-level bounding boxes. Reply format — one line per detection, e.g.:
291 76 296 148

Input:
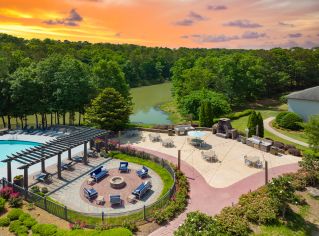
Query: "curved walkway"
131 146 299 236
264 117 309 147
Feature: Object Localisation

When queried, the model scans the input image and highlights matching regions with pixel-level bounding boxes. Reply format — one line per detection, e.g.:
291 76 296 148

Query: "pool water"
0 140 41 166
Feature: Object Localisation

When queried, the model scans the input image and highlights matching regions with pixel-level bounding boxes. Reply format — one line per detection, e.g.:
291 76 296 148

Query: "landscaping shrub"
175 211 218 236
287 148 301 157
275 111 290 124
32 223 58 236
276 112 303 130
0 197 6 212
215 206 250 236
238 187 278 224
0 217 10 227
7 208 24 221
122 220 137 232
31 185 40 193
284 171 308 191
9 192 23 208
19 213 37 228
41 187 49 194
273 141 285 150
154 166 189 224
0 186 14 200
9 220 29 236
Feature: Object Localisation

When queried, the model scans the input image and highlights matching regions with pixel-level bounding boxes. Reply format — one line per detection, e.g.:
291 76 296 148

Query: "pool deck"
118 131 300 188
0 134 84 179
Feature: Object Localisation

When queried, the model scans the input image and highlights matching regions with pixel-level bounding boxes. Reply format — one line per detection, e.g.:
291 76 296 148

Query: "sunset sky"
0 0 318 49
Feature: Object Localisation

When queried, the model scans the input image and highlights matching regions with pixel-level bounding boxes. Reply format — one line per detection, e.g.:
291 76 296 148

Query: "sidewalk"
131 146 299 236
264 117 309 147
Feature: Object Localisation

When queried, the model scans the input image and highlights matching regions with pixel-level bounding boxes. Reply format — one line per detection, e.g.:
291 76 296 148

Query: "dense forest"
0 33 318 128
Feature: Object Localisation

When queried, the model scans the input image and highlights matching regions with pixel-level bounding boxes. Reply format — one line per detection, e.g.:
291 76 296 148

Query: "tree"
84 88 132 131
267 175 295 218
199 100 214 127
93 60 129 98
303 115 319 151
256 112 264 137
247 111 258 137
299 150 319 186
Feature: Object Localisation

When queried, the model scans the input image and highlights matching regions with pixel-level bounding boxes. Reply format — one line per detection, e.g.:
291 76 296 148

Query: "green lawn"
271 121 308 143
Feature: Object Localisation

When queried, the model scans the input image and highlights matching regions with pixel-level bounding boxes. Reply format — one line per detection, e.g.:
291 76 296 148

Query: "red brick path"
130 146 299 236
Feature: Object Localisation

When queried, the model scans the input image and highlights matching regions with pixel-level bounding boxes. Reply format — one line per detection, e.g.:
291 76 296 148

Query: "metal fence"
0 147 176 227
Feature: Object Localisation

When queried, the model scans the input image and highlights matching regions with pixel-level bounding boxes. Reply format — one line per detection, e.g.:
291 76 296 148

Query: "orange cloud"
0 0 318 48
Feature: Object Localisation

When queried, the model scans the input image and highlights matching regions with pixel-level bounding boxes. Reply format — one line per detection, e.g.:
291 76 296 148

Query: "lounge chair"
34 172 51 182
109 195 121 205
90 166 108 182
132 181 152 199
61 161 73 170
136 166 148 178
72 156 83 162
119 162 129 172
83 188 98 200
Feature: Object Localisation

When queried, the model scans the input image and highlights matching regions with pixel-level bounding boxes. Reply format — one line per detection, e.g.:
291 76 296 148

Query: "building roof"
287 86 319 102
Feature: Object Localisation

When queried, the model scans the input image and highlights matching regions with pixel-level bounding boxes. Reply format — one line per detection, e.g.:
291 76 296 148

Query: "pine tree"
199 101 206 127
257 112 264 137
247 111 258 137
199 100 214 127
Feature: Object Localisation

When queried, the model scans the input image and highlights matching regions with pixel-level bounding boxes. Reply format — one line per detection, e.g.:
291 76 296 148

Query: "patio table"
244 155 262 168
202 150 218 162
162 138 173 147
149 133 161 142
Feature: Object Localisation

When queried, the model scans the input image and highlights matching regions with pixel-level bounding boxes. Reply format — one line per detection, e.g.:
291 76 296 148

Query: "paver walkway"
130 146 299 236
264 117 309 147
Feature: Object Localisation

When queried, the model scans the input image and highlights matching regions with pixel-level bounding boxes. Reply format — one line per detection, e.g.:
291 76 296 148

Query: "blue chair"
132 181 152 199
136 166 149 178
83 188 98 200
110 195 121 205
119 162 129 172
90 166 108 182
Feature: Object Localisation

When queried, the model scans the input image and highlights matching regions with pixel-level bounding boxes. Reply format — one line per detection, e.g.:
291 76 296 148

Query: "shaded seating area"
110 195 122 205
136 166 149 178
90 166 108 182
119 162 129 172
132 181 152 199
83 188 98 200
244 155 263 168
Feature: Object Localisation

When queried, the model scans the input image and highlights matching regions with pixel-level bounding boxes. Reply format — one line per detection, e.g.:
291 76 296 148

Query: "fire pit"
109 176 126 189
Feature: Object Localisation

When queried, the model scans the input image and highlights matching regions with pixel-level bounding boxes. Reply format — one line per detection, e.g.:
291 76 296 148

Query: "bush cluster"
32 223 58 236
0 217 10 227
0 186 23 208
276 111 303 130
0 197 5 212
154 166 189 224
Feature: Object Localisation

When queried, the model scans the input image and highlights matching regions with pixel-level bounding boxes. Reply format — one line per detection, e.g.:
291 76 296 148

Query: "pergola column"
41 159 45 173
23 167 29 190
83 141 88 165
7 161 12 182
57 152 62 179
68 148 72 160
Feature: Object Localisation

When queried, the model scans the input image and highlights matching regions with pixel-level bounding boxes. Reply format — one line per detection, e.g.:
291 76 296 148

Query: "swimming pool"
0 140 41 166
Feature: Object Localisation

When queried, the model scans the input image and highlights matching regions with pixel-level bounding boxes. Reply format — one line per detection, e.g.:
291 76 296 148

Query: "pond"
130 83 172 125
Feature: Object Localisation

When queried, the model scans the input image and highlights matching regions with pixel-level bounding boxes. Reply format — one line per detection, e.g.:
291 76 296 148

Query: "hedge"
276 111 303 130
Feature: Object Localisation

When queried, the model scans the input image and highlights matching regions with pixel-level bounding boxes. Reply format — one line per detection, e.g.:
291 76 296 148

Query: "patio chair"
119 162 129 172
34 172 52 183
110 195 122 205
83 188 98 200
255 160 263 169
132 181 152 199
72 156 83 162
90 166 108 182
136 166 149 178
61 161 73 170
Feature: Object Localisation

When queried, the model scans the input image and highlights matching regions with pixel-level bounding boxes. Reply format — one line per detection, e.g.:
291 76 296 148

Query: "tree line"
0 33 318 129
